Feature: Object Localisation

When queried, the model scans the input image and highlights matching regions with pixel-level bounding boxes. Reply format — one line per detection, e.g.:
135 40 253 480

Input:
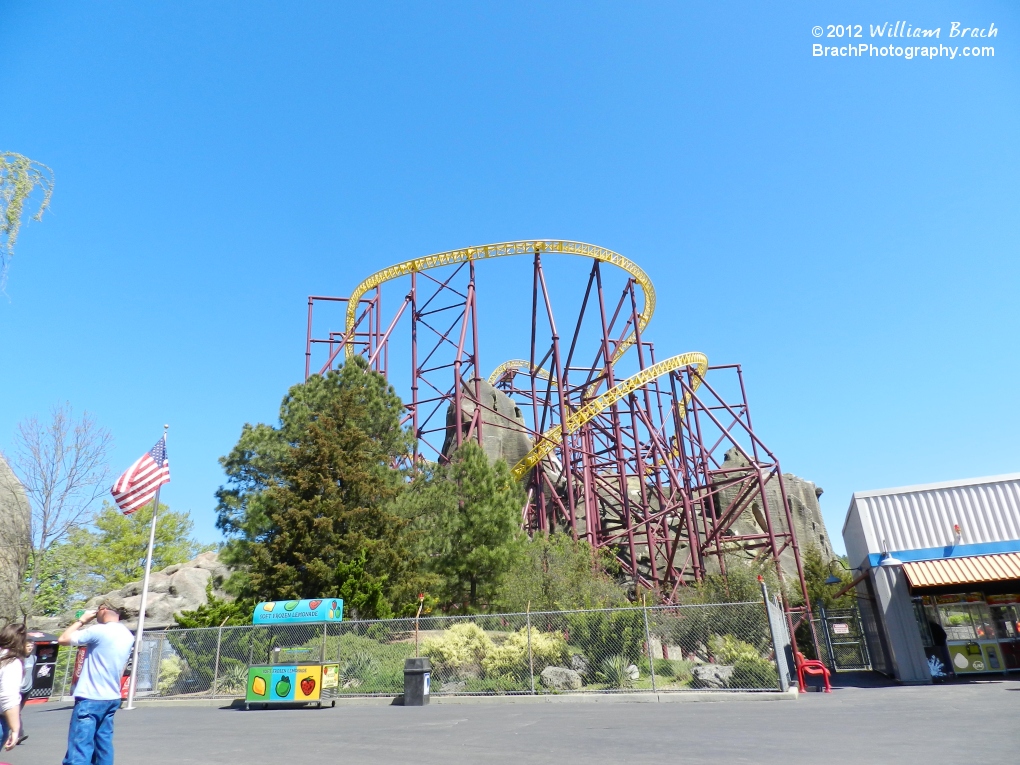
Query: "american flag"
111 436 170 515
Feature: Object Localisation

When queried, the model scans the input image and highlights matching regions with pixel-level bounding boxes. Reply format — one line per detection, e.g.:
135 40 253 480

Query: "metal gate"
815 604 872 671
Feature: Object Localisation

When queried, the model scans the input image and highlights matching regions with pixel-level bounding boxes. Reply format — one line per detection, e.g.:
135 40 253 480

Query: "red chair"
794 651 832 693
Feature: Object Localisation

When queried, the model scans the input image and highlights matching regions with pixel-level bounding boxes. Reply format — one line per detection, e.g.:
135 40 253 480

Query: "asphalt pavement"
8 676 1019 764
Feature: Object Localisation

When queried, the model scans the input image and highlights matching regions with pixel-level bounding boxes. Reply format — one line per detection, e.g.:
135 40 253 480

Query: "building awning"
903 552 1020 588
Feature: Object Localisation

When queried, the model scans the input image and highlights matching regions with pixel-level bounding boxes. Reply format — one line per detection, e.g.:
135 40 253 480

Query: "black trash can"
403 657 431 706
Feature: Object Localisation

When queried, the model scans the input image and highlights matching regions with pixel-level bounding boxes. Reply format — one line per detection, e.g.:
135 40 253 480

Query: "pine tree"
398 442 526 613
494 532 629 612
219 356 423 618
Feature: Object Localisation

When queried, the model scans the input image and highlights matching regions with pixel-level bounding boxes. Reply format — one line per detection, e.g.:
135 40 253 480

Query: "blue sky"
1 1 1017 553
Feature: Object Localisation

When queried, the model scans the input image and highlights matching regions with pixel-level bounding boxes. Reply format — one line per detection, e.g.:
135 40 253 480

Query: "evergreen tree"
800 546 855 610
494 532 629 612
398 442 526 613
226 357 423 618
215 356 411 549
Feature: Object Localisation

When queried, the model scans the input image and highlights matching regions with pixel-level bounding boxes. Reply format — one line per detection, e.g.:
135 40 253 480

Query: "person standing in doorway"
57 601 134 765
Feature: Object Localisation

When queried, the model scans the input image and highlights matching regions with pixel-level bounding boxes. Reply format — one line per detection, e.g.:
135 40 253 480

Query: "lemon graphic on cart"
248 668 270 697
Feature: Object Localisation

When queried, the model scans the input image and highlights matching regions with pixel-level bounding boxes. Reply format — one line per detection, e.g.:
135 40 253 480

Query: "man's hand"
58 610 96 645
3 725 18 751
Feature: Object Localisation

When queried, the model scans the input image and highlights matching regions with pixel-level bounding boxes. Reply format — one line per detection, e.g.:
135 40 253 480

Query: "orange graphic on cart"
294 665 322 701
262 602 275 612
251 676 266 696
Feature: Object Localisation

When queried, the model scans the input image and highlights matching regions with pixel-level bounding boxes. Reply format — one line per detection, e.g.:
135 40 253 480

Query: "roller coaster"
305 240 813 636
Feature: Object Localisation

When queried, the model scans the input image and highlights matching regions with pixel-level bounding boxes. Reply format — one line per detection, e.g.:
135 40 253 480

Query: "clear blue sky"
2 1 1017 553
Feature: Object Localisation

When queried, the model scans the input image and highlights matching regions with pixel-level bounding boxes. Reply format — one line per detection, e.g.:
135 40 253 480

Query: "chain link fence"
812 605 872 672
54 600 787 700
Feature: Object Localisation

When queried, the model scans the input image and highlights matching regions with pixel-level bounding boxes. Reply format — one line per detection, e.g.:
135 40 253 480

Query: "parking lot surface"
9 677 1019 764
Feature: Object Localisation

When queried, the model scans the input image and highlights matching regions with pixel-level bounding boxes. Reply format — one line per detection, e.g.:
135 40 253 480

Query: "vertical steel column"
529 252 548 532
410 271 419 462
536 252 577 533
469 259 483 445
305 297 314 379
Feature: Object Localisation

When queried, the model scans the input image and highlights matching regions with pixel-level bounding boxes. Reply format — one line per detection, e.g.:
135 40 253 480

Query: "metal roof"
902 552 1020 588
842 474 1020 559
850 472 1020 500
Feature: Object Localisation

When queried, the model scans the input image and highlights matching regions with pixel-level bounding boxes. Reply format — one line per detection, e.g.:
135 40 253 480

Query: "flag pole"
125 425 168 711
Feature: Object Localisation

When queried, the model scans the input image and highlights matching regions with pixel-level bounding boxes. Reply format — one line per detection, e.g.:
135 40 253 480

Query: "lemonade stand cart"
245 598 343 710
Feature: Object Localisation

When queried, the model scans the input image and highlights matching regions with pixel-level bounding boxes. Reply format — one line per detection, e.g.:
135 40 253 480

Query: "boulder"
625 664 640 681
569 653 589 676
442 378 533 467
0 456 30 624
30 551 232 632
710 448 837 579
540 665 583 691
690 664 734 689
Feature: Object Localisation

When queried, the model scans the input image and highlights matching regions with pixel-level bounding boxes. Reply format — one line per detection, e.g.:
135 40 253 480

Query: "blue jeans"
63 698 121 765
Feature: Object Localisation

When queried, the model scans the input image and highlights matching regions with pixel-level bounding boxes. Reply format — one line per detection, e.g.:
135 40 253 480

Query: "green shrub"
565 609 644 680
216 661 248 695
638 657 693 684
728 657 778 689
326 632 412 693
708 634 761 664
481 629 567 679
157 656 183 695
596 654 634 688
421 623 493 671
339 649 381 684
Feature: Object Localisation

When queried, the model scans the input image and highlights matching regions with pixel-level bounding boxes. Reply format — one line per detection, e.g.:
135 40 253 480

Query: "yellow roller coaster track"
487 360 554 385
344 240 655 366
342 239 704 482
507 352 708 481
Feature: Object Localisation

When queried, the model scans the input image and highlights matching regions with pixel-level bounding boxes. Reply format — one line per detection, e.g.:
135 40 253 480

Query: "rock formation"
30 551 232 632
0 455 31 624
540 665 583 690
442 378 533 466
711 447 837 574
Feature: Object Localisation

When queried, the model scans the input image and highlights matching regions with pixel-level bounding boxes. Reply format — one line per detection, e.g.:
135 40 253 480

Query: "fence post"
210 626 224 696
526 603 535 695
642 598 657 692
761 580 790 692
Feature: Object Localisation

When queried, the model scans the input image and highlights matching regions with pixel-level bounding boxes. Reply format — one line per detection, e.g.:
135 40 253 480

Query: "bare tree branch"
10 403 112 616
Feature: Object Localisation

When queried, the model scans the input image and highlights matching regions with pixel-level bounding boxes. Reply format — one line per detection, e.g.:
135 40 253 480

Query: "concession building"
842 473 1020 683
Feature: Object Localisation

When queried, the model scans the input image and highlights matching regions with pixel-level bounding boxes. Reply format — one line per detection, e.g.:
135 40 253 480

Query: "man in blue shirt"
58 600 134 765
